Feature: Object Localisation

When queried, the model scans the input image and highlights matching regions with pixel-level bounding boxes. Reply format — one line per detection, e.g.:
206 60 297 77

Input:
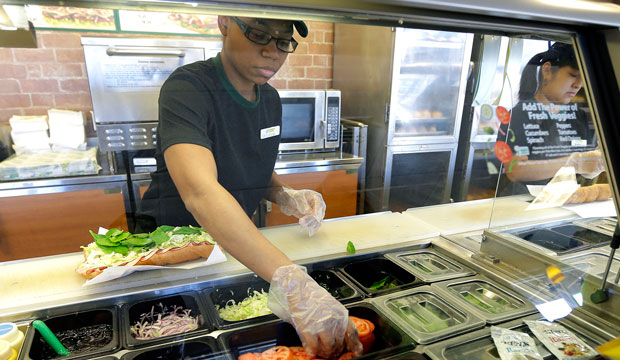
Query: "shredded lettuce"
216 290 272 321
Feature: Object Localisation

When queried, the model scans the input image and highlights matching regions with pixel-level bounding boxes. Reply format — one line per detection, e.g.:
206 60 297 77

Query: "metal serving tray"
423 315 606 360
121 291 213 349
201 274 278 331
370 286 484 344
493 218 614 257
340 257 424 297
119 335 227 360
21 306 120 360
385 248 475 282
431 276 536 324
217 301 415 360
560 252 620 282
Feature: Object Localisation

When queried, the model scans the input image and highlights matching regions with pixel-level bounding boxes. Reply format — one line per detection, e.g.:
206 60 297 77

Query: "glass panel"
391 29 468 138
388 150 453 211
465 146 502 201
1 0 618 336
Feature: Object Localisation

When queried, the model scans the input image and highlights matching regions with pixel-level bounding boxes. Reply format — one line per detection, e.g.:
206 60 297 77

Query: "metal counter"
0 174 128 198
274 151 363 174
0 151 363 195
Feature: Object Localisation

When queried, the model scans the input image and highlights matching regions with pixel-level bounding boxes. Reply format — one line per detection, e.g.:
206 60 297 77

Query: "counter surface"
0 196 586 318
0 211 438 317
403 195 578 235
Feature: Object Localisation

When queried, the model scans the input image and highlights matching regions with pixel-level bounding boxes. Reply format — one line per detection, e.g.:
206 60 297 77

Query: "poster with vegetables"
26 5 116 30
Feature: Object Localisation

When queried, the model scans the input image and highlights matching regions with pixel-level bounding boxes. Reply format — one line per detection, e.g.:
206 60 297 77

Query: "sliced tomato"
496 106 511 124
261 346 293 360
359 332 376 354
338 352 357 360
363 319 375 333
494 140 513 164
239 353 261 360
289 346 314 360
350 316 372 337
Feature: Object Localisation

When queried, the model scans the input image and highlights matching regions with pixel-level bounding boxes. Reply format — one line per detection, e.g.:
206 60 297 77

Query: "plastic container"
120 336 226 360
341 258 423 297
561 252 620 280
0 340 17 360
0 323 24 354
309 270 363 303
431 277 536 324
217 302 415 360
203 275 278 330
22 307 119 360
515 229 588 254
423 315 605 360
385 249 475 283
549 224 611 244
371 286 484 344
122 292 211 349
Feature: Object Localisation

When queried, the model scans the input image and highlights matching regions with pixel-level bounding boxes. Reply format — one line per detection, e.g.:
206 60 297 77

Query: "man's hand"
275 188 326 236
268 264 363 358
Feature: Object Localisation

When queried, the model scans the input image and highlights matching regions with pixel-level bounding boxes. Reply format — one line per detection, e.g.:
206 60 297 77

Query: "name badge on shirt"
260 125 280 139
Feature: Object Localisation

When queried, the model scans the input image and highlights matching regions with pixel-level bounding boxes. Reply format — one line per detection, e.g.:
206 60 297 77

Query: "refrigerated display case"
333 25 473 212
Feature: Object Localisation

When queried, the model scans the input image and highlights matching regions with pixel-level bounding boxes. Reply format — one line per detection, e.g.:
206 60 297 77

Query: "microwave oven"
278 90 341 152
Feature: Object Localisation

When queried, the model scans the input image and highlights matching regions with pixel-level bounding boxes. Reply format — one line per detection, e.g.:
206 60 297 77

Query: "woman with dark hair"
497 42 609 201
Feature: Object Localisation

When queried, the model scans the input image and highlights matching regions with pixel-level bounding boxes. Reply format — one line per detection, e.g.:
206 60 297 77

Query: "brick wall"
0 21 334 124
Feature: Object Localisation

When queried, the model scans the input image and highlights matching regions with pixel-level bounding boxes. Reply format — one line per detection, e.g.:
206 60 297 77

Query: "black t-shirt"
500 100 595 161
138 53 282 230
498 100 596 195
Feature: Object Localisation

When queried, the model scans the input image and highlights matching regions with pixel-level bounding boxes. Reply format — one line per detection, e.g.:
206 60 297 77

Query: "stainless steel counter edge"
0 236 437 322
0 174 129 197
0 174 128 190
274 152 364 169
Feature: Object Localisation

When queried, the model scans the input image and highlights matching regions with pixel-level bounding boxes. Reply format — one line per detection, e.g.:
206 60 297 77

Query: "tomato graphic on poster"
496 106 511 124
494 140 513 164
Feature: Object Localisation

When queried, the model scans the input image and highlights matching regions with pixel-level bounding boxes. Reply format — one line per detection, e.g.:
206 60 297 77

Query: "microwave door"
278 90 325 151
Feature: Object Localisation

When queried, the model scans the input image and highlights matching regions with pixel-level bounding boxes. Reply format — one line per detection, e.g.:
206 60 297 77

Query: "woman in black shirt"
497 42 606 198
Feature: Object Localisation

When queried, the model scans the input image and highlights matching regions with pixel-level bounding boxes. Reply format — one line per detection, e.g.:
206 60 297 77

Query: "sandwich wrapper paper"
562 199 617 218
83 227 227 287
526 166 617 217
526 166 580 211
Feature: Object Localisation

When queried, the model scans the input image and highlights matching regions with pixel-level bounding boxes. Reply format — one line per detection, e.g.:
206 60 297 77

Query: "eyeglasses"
231 16 298 53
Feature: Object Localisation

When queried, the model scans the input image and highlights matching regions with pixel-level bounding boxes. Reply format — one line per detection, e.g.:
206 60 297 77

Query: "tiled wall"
0 21 334 123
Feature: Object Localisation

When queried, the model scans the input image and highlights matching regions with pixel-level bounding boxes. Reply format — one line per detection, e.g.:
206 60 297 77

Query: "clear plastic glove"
275 187 326 236
268 264 363 358
567 149 605 179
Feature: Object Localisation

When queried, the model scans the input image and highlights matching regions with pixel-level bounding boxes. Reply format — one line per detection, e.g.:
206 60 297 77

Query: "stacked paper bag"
9 115 51 154
48 109 86 151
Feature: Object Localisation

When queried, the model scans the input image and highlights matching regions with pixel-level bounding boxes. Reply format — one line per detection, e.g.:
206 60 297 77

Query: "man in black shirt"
139 16 361 358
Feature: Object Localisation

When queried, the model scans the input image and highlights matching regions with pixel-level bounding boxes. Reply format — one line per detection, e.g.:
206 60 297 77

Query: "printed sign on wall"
118 10 220 35
26 5 116 30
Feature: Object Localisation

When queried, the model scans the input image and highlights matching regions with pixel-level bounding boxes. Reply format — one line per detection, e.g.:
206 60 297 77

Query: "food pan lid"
369 286 485 345
431 275 537 324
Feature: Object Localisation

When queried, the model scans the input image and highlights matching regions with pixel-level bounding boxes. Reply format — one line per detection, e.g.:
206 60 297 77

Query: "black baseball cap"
293 20 308 38
528 42 577 67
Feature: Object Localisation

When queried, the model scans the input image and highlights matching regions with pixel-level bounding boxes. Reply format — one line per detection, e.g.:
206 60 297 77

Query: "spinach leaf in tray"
369 275 398 290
